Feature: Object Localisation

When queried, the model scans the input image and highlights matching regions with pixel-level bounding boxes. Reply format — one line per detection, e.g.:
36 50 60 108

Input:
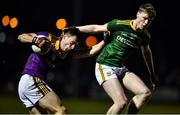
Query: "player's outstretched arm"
89 40 105 55
76 24 108 33
72 40 105 58
18 33 50 48
18 33 51 55
18 33 36 43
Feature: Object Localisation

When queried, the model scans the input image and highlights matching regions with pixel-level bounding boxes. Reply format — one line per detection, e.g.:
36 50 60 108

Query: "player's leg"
122 72 151 114
31 76 66 114
18 74 42 114
95 63 127 114
28 106 44 114
28 101 52 114
18 75 66 114
102 78 127 114
37 91 66 115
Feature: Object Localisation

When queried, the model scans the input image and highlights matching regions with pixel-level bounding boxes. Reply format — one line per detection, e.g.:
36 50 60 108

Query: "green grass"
0 96 28 114
0 96 180 114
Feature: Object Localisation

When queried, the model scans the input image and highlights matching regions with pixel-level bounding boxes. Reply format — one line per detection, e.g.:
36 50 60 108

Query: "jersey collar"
130 20 137 31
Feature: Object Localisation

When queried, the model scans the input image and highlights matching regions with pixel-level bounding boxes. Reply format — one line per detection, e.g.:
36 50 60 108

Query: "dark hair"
63 27 80 39
139 3 156 19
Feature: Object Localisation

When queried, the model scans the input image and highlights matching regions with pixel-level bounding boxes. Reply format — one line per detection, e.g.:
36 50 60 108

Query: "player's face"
60 34 77 52
136 11 152 30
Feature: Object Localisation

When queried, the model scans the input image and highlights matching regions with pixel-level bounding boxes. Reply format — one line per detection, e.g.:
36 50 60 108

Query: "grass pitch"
0 96 180 114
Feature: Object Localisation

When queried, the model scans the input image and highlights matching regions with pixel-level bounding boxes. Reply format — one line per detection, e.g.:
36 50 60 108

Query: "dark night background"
0 0 180 111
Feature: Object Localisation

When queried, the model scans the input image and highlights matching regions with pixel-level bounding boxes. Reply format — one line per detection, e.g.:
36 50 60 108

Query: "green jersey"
96 19 150 67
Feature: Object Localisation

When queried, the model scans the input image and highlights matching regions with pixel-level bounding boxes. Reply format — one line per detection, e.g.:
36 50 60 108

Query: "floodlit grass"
0 96 180 114
0 96 28 114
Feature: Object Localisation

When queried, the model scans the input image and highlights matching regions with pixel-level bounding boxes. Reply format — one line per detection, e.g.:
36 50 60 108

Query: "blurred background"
0 0 180 114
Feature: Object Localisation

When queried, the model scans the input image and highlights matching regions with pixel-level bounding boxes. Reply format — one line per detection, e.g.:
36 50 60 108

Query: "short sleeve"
107 19 118 31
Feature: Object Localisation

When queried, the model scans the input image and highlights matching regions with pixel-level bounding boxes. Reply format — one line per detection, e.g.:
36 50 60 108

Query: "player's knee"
145 89 151 98
141 89 151 100
60 105 67 113
114 102 127 111
114 97 127 110
55 105 67 114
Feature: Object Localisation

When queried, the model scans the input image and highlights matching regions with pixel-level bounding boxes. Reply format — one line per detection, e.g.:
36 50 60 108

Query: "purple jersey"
23 32 55 79
22 53 50 79
22 32 74 79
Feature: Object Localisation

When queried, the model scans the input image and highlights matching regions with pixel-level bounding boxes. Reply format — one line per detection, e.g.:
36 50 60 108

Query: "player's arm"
141 44 158 87
18 33 36 43
76 24 108 33
72 40 105 58
18 32 50 48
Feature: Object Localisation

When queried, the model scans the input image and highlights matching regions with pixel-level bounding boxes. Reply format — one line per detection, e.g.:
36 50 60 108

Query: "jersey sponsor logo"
115 31 139 48
121 32 137 40
116 35 136 48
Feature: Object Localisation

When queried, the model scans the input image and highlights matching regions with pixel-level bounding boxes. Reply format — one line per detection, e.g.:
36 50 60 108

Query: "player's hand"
149 73 158 90
31 35 51 55
32 35 50 48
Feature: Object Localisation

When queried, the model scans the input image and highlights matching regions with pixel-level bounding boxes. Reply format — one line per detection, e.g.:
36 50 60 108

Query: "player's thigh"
122 72 150 94
102 78 127 102
38 91 62 111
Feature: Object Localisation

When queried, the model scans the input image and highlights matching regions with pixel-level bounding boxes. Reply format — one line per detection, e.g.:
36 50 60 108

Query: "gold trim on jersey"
130 20 136 31
116 19 137 31
55 40 60 50
48 34 52 41
98 64 105 81
117 20 130 25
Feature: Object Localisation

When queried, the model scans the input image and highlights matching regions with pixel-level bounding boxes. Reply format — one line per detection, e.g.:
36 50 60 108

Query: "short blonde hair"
139 3 156 20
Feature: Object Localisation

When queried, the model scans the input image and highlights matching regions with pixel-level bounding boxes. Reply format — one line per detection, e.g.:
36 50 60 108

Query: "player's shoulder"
107 19 131 26
107 19 118 24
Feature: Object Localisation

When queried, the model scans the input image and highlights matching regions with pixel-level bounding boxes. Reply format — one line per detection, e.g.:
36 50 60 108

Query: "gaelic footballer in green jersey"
97 19 150 67
77 3 157 114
